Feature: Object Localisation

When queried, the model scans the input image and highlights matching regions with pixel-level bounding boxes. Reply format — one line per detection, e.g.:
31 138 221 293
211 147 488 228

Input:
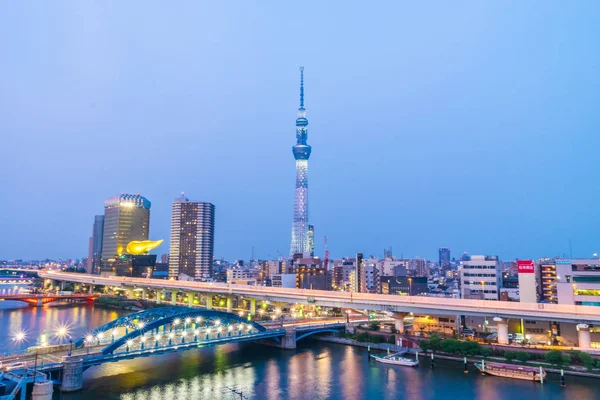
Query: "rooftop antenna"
299 66 305 108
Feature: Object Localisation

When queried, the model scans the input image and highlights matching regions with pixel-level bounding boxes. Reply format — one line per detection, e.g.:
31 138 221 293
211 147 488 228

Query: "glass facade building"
101 194 151 263
91 215 104 274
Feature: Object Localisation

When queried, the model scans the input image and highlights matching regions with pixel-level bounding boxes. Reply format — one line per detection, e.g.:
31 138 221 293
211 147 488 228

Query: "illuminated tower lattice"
290 67 312 256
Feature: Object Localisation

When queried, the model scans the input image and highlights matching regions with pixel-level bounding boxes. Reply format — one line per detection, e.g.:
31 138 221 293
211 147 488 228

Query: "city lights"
12 331 26 343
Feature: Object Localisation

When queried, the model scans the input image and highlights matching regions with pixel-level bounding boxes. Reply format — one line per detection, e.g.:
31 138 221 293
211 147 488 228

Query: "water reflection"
1 303 599 400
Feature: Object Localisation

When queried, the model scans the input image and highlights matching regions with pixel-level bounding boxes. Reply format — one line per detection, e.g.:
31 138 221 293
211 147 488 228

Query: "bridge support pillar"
188 292 194 307
494 317 509 345
61 281 65 291
141 289 147 300
392 312 408 334
61 358 83 392
250 298 256 315
278 328 297 349
156 290 162 304
127 289 134 299
32 380 53 400
88 285 93 294
206 295 214 310
226 297 233 313
578 324 591 350
171 290 178 306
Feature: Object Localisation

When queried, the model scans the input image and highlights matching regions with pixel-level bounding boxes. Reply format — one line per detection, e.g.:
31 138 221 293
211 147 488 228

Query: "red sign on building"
517 260 535 274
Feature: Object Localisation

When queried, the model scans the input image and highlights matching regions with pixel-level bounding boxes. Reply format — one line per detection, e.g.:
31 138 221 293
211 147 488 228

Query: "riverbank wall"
312 335 600 379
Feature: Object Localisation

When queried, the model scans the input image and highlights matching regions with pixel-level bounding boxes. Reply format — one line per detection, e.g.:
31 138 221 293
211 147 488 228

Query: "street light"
408 278 413 296
13 331 26 344
480 281 485 299
55 325 70 344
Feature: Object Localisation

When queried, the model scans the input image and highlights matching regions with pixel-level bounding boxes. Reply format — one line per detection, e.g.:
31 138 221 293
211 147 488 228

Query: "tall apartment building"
101 194 150 262
267 260 283 276
356 253 366 293
409 258 428 277
460 255 501 300
169 194 215 281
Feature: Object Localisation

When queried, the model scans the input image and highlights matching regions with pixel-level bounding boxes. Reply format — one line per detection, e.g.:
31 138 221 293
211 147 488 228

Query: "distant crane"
324 236 330 270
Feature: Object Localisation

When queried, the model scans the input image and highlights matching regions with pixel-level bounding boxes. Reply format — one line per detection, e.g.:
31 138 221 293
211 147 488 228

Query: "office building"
293 256 327 290
381 276 428 296
271 273 296 288
439 248 451 268
460 255 501 300
517 259 537 303
226 268 258 284
556 259 600 306
290 67 312 256
169 194 215 281
89 215 104 274
307 224 315 256
101 194 150 263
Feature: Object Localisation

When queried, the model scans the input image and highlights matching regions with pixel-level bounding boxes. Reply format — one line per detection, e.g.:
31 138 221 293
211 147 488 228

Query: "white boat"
371 354 419 367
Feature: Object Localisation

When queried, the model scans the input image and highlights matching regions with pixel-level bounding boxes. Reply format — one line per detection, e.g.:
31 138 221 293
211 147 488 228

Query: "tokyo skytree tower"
290 67 311 256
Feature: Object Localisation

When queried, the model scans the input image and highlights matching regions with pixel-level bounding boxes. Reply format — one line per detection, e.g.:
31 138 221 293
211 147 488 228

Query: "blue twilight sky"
1 2 599 262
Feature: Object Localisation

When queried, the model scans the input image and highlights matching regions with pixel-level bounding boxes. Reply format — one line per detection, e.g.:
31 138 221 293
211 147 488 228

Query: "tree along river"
0 294 598 399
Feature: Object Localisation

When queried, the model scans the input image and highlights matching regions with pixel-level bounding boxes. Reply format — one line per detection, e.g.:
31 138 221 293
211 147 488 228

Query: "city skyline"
2 2 599 261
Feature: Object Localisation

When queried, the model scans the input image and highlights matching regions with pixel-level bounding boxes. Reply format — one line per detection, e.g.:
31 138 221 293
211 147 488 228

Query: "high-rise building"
439 248 451 268
307 224 315 256
101 195 150 263
290 67 312 256
91 215 104 274
169 194 215 281
356 253 365 293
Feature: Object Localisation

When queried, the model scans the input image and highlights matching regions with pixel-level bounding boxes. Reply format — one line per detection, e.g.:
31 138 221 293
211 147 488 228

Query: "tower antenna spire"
299 66 304 108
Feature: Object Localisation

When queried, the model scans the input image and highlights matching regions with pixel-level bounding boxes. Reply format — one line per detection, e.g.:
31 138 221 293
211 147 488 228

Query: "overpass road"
39 270 600 324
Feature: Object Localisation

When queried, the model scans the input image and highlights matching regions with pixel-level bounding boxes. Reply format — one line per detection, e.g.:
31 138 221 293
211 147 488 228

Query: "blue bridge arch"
295 328 343 342
75 307 266 355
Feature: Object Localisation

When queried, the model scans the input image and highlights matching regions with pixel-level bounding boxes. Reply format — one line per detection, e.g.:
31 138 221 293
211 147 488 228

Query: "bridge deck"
39 271 600 323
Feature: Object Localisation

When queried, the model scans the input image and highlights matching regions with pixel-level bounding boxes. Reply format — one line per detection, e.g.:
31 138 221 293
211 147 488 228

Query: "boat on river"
475 361 546 381
370 354 419 367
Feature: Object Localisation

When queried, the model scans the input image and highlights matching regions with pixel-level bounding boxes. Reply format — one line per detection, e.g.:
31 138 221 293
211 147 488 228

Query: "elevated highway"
39 270 600 324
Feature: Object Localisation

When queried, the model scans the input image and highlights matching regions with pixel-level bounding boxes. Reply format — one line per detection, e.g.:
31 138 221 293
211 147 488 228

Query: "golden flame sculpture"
126 240 164 255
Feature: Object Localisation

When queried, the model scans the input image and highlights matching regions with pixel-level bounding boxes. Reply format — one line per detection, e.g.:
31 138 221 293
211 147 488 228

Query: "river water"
0 294 598 399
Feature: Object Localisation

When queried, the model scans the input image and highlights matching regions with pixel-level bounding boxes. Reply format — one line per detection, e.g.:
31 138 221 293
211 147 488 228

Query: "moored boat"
370 354 419 367
475 361 546 381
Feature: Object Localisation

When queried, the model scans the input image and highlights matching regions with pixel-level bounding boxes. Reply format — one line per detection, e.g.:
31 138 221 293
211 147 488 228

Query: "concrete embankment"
313 335 600 379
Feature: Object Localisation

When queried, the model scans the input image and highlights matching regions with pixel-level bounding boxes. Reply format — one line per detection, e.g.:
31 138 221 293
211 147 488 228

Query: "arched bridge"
74 307 270 355
7 308 344 392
